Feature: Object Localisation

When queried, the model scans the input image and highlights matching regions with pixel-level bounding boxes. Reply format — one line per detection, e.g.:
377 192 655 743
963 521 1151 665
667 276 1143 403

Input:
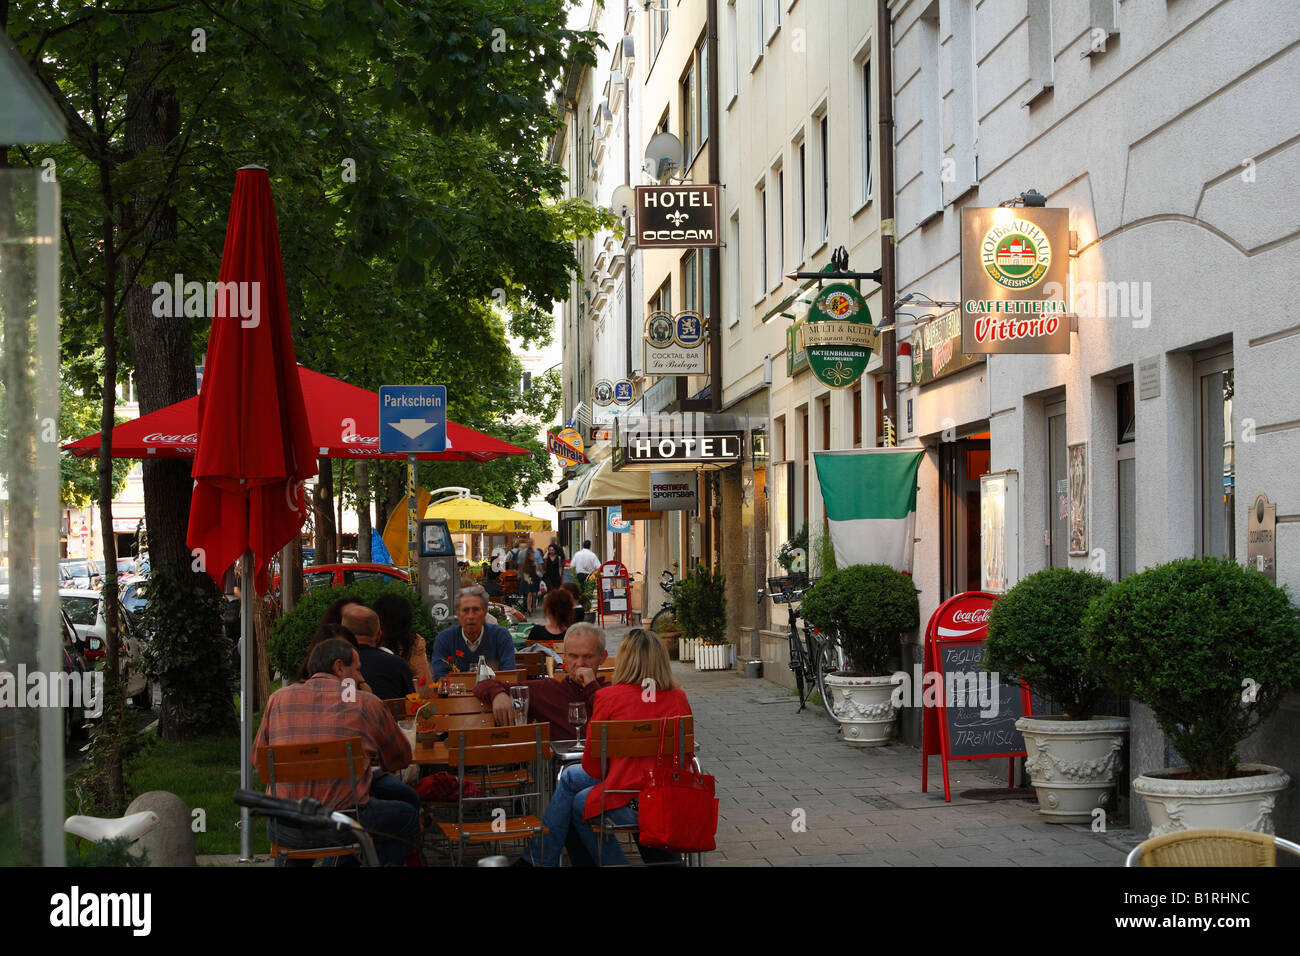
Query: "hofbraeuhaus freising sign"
960 207 1069 354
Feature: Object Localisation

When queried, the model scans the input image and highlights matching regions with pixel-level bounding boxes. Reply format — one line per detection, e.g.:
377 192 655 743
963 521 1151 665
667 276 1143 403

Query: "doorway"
939 434 990 599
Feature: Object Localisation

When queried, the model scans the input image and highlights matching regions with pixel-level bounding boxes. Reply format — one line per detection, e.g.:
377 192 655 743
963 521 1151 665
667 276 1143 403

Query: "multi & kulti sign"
799 282 879 389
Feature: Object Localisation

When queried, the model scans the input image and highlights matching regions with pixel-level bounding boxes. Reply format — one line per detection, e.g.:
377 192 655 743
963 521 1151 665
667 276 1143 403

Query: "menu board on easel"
597 560 631 626
920 590 1032 802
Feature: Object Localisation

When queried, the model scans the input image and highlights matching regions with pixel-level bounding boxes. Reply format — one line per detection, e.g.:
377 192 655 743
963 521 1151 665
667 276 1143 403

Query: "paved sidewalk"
675 662 1137 867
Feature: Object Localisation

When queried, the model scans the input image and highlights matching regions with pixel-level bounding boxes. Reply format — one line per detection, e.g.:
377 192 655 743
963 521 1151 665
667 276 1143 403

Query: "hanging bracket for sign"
786 246 883 292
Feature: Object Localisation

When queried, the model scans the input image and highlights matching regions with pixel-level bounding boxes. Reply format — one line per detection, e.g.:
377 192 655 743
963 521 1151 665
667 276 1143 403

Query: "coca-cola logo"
341 435 380 445
142 432 198 443
951 608 990 624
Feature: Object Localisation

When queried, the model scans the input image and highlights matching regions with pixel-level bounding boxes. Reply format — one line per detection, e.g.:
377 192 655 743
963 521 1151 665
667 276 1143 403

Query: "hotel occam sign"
635 185 721 248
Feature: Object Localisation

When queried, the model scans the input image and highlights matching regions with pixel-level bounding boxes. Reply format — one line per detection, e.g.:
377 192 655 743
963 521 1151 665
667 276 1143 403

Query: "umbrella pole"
239 550 255 862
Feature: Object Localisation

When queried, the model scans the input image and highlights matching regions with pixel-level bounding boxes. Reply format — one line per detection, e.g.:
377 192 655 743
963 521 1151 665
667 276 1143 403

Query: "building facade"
888 0 1300 830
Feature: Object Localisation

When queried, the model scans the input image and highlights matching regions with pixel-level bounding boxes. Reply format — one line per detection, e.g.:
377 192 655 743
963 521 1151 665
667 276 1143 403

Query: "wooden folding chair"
383 698 414 720
437 723 551 865
587 716 703 867
255 737 368 865
516 652 546 679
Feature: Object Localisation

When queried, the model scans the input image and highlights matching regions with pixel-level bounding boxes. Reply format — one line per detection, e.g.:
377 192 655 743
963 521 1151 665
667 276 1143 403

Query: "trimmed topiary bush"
799 564 918 675
268 580 436 680
984 567 1114 720
1082 557 1300 779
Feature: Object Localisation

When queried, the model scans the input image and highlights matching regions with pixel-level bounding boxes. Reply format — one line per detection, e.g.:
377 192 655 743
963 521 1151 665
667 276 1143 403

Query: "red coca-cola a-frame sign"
920 590 1033 802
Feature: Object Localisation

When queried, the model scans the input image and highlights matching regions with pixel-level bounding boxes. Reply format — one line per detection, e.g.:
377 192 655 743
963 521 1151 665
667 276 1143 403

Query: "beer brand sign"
635 185 720 248
912 309 980 386
800 283 879 389
547 428 587 466
644 310 707 376
961 208 1070 355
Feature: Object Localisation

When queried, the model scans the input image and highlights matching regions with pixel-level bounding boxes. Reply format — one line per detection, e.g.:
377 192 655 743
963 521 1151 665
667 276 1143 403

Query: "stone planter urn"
823 674 897 746
1016 715 1129 823
1134 765 1290 837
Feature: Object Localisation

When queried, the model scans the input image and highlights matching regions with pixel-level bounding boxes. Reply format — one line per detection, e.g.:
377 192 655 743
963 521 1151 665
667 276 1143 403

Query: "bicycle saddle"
64 810 159 843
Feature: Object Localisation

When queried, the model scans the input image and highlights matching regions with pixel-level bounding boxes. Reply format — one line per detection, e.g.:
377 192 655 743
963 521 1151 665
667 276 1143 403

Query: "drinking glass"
568 701 587 750
510 685 531 726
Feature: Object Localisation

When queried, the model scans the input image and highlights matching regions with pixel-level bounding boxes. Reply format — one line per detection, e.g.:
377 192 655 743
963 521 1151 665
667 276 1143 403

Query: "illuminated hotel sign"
960 207 1070 354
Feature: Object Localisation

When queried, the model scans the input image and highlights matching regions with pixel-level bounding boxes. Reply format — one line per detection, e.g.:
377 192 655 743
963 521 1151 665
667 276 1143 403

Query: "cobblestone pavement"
672 660 1137 867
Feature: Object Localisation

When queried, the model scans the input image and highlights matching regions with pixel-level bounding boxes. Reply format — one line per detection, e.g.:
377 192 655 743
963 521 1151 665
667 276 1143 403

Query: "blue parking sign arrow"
379 385 447 453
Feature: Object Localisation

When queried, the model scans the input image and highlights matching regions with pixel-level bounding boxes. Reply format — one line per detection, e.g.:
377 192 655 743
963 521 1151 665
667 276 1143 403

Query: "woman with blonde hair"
516 628 691 866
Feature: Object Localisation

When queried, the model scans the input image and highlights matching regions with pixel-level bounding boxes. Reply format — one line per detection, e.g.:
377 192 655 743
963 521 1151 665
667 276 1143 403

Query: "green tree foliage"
1082 557 1300 779
984 568 1113 721
59 372 131 508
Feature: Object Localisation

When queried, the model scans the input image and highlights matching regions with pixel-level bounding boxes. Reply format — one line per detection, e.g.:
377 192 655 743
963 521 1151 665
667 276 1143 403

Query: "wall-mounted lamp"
998 188 1047 208
762 354 773 386
896 341 913 388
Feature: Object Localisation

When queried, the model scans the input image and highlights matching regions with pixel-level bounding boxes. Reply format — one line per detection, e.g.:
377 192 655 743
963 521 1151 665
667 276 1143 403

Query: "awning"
423 496 552 533
576 457 650 507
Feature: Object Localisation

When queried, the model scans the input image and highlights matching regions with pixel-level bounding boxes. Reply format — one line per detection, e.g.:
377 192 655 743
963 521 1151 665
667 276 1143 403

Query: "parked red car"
273 563 409 593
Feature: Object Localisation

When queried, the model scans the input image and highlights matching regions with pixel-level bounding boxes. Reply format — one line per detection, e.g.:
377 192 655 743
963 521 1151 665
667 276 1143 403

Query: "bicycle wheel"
650 605 676 633
814 637 845 722
788 633 807 709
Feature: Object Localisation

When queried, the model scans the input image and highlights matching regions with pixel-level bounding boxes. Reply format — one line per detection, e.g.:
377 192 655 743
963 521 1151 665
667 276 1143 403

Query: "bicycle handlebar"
234 790 380 866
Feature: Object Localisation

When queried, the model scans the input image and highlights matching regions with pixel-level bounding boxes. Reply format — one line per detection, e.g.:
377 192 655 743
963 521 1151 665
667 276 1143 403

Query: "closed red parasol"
185 166 317 595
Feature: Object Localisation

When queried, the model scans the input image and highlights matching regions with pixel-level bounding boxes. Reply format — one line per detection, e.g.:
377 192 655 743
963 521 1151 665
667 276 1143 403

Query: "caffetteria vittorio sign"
961 208 1069 354
800 283 879 389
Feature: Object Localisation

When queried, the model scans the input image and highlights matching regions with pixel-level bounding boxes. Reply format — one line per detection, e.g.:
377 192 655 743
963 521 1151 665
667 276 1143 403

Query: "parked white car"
58 589 151 708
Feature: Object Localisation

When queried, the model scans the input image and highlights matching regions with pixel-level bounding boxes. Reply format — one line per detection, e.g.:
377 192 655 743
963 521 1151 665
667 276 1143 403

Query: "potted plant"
579 573 598 623
984 568 1128 823
672 564 729 670
775 523 808 574
800 564 918 745
1083 557 1300 836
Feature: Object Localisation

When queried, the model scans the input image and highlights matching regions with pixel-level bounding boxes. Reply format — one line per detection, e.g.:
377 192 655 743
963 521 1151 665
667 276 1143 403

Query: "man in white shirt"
569 540 601 585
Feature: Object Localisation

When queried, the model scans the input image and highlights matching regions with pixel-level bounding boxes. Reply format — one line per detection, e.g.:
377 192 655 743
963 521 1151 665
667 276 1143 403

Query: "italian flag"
813 448 925 572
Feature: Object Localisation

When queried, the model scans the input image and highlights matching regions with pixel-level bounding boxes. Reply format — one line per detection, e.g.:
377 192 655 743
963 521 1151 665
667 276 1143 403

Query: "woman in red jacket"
516 628 691 866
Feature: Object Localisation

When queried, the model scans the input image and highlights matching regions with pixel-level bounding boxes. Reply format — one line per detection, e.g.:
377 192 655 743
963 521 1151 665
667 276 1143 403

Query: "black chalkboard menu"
921 591 1033 801
938 641 1026 758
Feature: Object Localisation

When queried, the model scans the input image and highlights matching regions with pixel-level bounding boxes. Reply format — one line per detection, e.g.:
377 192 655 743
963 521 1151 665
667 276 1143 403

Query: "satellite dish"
610 184 636 218
643 132 684 184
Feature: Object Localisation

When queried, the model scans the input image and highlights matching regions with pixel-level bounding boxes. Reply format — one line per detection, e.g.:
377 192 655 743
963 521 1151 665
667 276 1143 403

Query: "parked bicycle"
649 569 677 632
761 575 843 720
233 789 379 867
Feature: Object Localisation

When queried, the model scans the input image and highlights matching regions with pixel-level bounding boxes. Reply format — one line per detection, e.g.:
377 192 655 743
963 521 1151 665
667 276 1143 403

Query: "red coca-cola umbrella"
63 366 530 461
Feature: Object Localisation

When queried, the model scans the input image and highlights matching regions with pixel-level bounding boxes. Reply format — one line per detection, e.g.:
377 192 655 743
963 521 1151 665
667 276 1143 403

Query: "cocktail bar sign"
960 207 1069 355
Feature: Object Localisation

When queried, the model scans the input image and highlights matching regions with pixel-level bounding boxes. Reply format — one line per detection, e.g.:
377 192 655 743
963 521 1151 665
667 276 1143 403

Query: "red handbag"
637 717 719 853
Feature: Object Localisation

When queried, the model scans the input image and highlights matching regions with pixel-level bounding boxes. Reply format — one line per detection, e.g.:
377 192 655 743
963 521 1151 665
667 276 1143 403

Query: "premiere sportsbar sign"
961 208 1069 354
635 185 720 248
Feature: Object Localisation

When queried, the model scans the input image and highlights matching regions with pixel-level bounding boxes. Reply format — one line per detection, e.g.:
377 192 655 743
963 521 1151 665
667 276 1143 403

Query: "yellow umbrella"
424 495 552 533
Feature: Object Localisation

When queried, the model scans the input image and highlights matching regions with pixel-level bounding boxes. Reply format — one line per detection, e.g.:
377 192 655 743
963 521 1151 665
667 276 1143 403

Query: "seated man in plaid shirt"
253 638 416 865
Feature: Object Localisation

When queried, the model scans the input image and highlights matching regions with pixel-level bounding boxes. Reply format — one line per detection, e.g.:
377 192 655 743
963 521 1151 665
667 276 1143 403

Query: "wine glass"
568 701 588 750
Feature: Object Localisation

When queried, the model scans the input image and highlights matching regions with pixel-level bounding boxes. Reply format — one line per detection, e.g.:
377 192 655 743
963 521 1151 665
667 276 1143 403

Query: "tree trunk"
356 461 372 561
313 455 336 563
